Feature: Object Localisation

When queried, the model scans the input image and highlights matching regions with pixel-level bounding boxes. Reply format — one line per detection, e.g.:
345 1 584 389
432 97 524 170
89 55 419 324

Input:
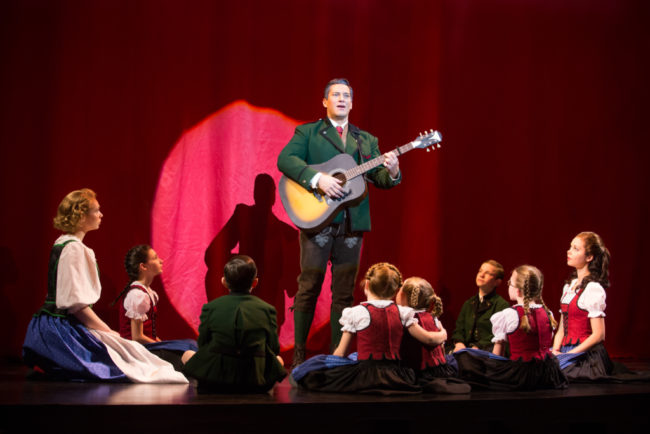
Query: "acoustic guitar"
278 130 442 231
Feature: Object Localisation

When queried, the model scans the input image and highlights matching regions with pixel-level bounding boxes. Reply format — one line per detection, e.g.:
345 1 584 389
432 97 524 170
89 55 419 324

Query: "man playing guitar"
277 78 401 367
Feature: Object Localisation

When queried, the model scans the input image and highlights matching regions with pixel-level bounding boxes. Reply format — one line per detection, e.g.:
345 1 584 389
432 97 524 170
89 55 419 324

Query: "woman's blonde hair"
401 277 443 317
53 188 97 233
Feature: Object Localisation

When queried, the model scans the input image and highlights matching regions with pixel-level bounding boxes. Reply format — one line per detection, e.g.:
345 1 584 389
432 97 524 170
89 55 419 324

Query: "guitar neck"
344 141 416 180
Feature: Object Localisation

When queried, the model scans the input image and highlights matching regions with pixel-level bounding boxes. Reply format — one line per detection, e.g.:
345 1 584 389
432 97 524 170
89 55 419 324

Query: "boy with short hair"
451 260 510 353
183 255 286 392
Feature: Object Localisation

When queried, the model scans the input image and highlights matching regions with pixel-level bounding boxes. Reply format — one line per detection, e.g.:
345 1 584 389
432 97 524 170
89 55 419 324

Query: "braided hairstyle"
364 262 402 300
111 244 151 306
566 231 611 291
53 188 96 233
512 265 557 333
400 277 443 318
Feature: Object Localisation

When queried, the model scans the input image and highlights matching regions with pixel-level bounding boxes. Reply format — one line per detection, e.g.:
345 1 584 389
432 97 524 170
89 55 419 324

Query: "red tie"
336 126 343 137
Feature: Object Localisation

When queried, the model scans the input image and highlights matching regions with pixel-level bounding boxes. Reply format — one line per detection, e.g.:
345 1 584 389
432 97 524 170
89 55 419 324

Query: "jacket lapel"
347 123 363 158
319 119 345 153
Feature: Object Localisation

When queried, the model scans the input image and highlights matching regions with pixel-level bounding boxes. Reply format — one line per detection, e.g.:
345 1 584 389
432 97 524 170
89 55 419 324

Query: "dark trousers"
293 224 363 345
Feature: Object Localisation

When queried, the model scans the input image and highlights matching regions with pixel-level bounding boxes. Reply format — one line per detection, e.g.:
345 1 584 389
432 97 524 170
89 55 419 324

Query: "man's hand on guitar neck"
383 151 400 179
317 174 345 199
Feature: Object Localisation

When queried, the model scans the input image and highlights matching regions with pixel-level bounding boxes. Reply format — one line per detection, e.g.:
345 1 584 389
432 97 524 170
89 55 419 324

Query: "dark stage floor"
1 360 650 434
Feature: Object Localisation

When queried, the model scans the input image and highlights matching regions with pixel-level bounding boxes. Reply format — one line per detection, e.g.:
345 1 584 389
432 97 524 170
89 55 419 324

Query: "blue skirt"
22 315 127 382
145 339 198 353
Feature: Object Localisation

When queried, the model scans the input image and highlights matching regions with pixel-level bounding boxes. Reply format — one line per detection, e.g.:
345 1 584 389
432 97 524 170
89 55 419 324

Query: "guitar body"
278 153 368 232
278 129 442 231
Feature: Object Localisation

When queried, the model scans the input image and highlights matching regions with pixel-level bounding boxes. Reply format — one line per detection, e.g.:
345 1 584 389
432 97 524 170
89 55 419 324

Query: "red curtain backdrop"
1 0 648 360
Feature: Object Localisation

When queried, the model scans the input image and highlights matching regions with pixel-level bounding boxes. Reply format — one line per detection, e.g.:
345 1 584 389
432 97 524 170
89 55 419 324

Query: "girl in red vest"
397 277 471 393
114 244 196 370
492 265 557 361
552 232 615 380
292 263 445 394
553 232 650 382
454 265 568 390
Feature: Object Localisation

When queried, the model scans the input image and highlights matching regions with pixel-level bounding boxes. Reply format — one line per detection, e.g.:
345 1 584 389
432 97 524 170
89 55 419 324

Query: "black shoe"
291 344 306 368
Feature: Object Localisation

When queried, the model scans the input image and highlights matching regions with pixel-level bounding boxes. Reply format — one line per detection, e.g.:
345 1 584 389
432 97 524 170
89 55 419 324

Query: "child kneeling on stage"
183 255 286 393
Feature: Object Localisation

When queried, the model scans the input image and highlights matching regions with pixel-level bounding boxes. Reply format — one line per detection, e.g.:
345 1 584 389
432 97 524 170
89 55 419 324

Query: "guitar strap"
348 123 368 162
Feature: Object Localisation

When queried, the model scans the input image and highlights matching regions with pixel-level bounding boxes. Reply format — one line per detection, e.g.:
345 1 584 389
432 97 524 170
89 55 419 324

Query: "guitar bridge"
323 189 351 205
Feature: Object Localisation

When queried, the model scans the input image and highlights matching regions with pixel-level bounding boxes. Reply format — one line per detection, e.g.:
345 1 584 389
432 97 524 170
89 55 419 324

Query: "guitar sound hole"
333 173 347 184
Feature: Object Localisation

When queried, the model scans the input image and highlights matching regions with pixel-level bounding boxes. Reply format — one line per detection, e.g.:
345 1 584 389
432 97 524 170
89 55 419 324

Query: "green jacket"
277 119 400 232
183 293 286 391
451 291 510 351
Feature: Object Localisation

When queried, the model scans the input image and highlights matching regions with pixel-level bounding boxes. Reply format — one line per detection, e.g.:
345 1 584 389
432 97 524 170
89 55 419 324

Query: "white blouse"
339 300 417 333
55 234 102 314
490 303 553 343
123 282 159 321
560 279 606 318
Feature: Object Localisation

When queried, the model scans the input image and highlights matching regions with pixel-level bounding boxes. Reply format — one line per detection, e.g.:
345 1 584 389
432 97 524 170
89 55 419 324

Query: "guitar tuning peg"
430 129 434 134
426 148 430 152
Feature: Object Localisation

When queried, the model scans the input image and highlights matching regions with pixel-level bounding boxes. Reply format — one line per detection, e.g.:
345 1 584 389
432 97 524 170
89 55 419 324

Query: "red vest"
560 288 592 346
400 311 447 370
118 284 157 340
507 306 553 361
357 302 403 360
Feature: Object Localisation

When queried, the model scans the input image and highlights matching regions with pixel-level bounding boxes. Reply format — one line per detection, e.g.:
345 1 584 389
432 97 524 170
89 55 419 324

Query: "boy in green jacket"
451 260 510 353
183 255 286 392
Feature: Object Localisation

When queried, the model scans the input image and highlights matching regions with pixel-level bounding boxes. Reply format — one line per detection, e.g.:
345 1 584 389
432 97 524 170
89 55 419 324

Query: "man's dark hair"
324 78 353 99
224 255 257 293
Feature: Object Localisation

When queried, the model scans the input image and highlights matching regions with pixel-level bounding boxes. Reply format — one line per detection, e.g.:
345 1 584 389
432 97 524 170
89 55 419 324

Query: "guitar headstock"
412 130 442 151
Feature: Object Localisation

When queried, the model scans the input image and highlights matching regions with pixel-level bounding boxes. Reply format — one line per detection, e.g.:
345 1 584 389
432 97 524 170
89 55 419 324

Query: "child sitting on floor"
397 277 470 393
114 244 197 371
182 255 286 393
451 260 510 353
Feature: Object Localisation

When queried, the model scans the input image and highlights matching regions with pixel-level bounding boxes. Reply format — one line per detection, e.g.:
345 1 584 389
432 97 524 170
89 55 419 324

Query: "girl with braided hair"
116 245 162 344
454 265 568 390
291 263 445 394
491 265 557 361
397 277 471 393
113 244 197 370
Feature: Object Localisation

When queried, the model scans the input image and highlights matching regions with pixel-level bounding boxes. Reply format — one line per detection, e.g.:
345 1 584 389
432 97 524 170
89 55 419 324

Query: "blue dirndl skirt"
22 314 127 382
